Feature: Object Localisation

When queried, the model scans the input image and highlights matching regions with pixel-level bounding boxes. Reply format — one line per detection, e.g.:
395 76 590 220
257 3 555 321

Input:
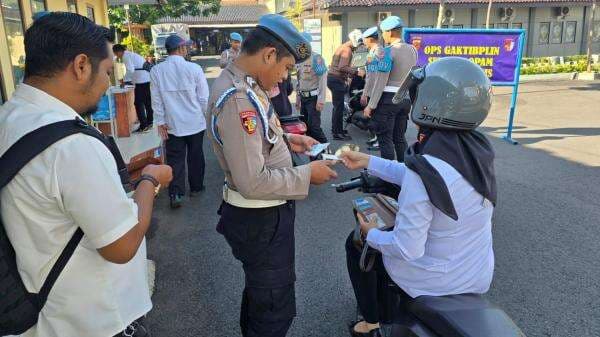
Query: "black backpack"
0 118 130 335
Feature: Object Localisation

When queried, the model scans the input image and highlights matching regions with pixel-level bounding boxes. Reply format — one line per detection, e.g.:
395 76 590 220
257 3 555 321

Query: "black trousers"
134 82 154 128
217 201 297 337
345 232 410 325
327 76 347 135
165 130 205 196
300 96 328 143
370 93 410 161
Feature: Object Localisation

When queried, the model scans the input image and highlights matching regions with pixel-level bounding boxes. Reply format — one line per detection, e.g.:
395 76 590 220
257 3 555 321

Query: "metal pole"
124 4 133 50
587 0 597 72
486 0 493 29
436 0 445 28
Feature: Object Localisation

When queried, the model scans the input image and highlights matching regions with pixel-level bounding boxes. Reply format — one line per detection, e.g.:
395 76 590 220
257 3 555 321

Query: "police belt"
383 85 400 93
223 184 286 208
300 89 319 98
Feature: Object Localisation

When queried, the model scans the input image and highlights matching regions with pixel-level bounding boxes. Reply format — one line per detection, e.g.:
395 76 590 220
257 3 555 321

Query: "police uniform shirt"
0 84 151 337
362 44 384 99
220 48 240 69
367 41 417 110
366 155 494 298
122 50 150 84
207 64 311 200
295 52 327 106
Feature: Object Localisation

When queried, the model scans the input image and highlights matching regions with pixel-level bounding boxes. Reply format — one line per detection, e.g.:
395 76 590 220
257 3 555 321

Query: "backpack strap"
0 117 130 308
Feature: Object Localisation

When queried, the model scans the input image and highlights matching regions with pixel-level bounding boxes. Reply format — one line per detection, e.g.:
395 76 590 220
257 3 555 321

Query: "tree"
108 0 220 31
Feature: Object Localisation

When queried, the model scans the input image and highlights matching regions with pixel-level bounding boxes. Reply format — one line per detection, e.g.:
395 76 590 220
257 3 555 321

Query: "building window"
86 5 95 22
539 22 550 44
495 23 509 29
551 21 563 44
0 0 26 85
67 0 78 13
565 21 576 43
30 0 46 16
452 24 463 29
511 23 522 29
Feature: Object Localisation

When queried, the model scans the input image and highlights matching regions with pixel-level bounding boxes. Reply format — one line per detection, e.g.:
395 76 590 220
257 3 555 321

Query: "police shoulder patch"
240 111 258 135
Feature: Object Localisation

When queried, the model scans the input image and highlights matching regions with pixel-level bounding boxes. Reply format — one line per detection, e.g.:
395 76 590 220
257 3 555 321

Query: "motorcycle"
334 172 526 337
279 114 307 135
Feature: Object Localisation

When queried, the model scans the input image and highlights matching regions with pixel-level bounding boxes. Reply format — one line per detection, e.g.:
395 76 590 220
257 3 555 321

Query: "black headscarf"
404 128 497 220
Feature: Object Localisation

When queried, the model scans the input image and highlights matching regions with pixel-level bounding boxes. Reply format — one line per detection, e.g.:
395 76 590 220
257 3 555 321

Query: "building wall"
320 14 342 64
0 0 109 100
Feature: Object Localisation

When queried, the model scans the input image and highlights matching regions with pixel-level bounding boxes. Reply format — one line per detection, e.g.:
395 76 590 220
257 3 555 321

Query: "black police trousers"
218 201 296 337
345 232 410 324
327 76 348 135
134 82 153 129
370 93 410 161
300 96 328 143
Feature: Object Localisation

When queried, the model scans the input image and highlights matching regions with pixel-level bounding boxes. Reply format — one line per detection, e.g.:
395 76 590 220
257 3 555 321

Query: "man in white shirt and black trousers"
150 34 210 209
113 44 154 132
340 57 497 337
0 12 172 337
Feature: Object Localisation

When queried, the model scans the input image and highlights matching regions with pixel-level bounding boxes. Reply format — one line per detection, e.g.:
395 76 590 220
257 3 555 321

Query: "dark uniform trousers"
300 96 328 143
165 130 205 197
327 76 348 135
134 82 154 129
218 201 297 337
345 232 411 325
370 93 410 161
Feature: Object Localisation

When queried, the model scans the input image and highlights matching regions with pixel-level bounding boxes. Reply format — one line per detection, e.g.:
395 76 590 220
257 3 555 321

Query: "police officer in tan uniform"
365 16 417 161
219 32 242 69
360 26 383 149
207 14 337 337
295 32 328 143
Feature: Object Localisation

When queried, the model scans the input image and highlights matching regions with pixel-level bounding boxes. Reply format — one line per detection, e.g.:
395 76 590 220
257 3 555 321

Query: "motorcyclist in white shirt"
340 57 497 337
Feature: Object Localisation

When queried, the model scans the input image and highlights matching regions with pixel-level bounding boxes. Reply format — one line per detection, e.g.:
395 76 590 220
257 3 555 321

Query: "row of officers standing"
208 13 419 337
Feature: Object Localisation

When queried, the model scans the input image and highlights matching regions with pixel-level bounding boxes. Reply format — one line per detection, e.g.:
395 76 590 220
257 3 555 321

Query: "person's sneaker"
133 126 145 133
368 142 380 151
333 133 345 140
170 195 183 209
366 136 378 145
142 125 152 133
189 186 205 197
342 133 353 140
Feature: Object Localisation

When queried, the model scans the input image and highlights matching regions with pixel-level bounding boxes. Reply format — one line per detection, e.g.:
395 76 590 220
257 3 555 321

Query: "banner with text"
405 30 523 84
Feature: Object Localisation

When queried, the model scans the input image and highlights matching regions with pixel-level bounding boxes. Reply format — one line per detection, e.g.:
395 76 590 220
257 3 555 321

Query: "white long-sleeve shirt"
366 155 495 298
150 55 209 137
122 50 150 84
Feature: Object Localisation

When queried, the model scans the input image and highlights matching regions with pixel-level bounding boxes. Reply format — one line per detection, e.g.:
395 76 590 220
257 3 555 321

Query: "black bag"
0 118 130 335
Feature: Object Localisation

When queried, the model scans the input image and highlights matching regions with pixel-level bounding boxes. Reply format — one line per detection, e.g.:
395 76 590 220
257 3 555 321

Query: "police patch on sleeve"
240 111 258 134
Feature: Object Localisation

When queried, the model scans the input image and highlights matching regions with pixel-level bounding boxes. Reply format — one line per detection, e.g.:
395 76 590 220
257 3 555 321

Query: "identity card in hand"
308 143 330 157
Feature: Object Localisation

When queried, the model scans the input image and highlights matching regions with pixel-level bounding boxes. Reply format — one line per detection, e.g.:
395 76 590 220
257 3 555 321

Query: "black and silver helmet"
394 57 493 131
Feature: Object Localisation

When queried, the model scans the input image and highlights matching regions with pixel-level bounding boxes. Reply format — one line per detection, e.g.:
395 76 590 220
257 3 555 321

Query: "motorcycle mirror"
392 66 425 104
335 143 360 157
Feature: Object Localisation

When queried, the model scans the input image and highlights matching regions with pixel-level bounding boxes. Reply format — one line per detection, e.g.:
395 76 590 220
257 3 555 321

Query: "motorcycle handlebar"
334 178 363 193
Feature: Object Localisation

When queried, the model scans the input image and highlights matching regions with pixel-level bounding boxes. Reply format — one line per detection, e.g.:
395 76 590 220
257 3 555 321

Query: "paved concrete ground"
146 58 600 337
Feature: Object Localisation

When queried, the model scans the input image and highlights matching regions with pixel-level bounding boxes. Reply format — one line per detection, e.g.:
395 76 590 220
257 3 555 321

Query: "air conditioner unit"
442 9 455 24
498 7 516 22
377 12 391 23
552 6 570 18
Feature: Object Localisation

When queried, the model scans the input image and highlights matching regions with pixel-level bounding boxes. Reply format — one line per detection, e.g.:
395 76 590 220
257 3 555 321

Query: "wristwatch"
135 174 161 195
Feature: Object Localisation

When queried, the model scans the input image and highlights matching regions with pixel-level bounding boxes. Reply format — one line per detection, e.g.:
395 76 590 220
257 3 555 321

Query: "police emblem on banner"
297 42 310 59
240 111 258 134
412 36 422 50
504 38 515 52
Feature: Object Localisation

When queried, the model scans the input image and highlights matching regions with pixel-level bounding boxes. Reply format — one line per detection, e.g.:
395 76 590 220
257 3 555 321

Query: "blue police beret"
362 26 379 39
230 32 243 42
258 14 311 63
301 32 313 43
380 16 405 31
32 11 50 21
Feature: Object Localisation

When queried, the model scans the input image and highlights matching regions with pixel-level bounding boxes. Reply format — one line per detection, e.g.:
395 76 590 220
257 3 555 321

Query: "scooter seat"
408 294 525 337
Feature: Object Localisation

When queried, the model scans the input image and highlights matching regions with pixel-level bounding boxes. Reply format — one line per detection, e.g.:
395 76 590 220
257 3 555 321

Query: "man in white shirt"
0 13 172 337
113 44 154 132
339 57 496 337
150 34 210 208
